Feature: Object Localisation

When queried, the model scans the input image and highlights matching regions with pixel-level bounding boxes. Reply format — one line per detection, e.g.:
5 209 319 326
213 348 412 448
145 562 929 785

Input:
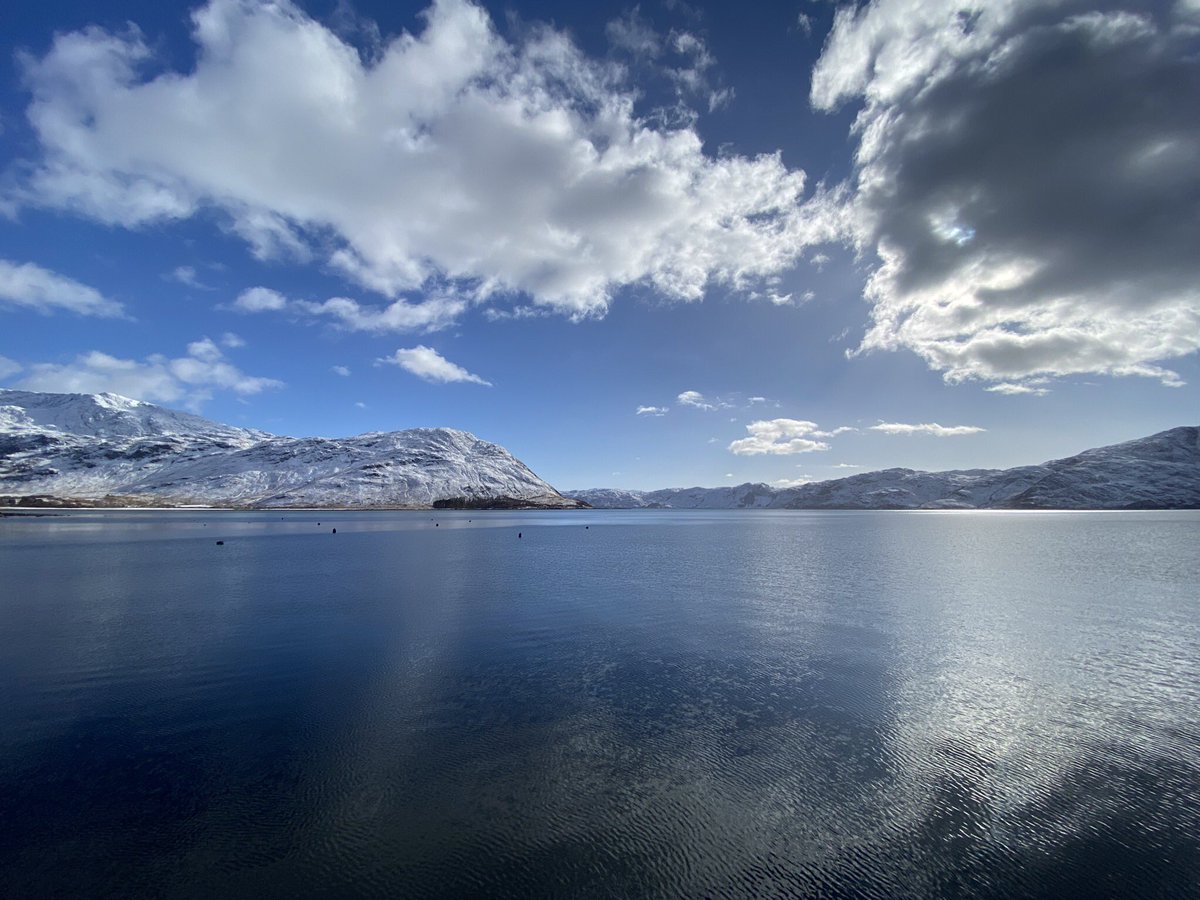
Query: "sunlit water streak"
1 509 1197 897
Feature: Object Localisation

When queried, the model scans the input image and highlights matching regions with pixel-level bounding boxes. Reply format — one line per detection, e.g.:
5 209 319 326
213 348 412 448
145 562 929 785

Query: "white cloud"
332 365 351 376
378 345 491 385
815 1 1200 387
0 355 22 380
636 405 668 416
773 476 812 488
11 0 842 320
729 419 832 455
481 305 551 322
748 396 767 404
0 259 123 317
832 463 862 469
869 422 985 437
296 296 464 333
677 389 729 410
232 285 462 333
355 401 367 408
811 425 856 438
169 265 211 290
233 287 288 312
14 338 282 409
985 382 1049 396
606 8 661 57
220 332 245 348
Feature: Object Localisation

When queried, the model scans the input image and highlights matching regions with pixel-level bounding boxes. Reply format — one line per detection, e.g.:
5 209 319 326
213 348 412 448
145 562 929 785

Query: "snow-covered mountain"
567 427 1200 510
0 389 582 509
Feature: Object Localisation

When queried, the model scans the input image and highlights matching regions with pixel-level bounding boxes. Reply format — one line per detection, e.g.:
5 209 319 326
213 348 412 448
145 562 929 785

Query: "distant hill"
567 427 1200 510
0 389 582 509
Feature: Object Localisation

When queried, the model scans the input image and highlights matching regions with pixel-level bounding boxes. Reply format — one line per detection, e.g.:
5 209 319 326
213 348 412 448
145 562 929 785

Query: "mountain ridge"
566 426 1200 510
0 389 582 509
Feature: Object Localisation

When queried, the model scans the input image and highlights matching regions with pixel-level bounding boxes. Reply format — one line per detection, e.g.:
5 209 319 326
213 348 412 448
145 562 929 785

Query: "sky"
0 0 1197 490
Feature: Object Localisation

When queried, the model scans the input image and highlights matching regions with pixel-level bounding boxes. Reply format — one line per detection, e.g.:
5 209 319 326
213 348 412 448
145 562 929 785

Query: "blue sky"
1 0 1197 490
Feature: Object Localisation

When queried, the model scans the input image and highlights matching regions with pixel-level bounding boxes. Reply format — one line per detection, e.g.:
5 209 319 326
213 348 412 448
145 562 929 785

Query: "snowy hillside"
0 389 582 509
568 427 1200 510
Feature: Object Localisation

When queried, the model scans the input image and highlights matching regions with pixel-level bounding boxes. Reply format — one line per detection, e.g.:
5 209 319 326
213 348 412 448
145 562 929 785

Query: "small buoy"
332 528 336 533
518 532 522 539
216 540 224 546
585 525 589 529
435 523 439 527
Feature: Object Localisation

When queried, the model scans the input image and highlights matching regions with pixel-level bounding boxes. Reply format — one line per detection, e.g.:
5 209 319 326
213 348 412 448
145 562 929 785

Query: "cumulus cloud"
0 355 22 380
869 422 985 437
815 1 1200 386
232 286 462 333
677 390 711 409
11 0 840 320
14 338 282 409
0 259 123 317
233 287 288 313
636 405 668 416
378 345 491 385
331 365 351 376
220 332 245 348
728 419 832 455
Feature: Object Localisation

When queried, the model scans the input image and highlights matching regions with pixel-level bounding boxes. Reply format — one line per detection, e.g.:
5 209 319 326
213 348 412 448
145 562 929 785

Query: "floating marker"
518 532 522 539
216 540 224 545
332 528 336 533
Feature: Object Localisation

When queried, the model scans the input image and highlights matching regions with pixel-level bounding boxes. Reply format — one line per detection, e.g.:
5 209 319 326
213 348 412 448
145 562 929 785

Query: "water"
1 509 1198 898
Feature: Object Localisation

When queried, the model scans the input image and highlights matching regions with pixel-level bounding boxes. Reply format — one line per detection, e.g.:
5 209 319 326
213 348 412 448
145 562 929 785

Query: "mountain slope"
568 427 1200 510
0 389 581 509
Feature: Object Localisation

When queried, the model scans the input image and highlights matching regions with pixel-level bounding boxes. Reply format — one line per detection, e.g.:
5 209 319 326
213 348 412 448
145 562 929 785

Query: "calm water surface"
1 509 1198 897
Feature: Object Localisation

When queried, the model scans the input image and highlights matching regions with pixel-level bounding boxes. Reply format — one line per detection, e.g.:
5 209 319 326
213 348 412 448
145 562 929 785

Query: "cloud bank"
869 422 985 437
816 0 1200 386
13 0 839 319
14 338 282 409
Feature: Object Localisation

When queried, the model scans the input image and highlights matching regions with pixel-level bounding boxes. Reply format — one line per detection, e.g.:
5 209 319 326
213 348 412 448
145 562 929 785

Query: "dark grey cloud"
815 1 1200 386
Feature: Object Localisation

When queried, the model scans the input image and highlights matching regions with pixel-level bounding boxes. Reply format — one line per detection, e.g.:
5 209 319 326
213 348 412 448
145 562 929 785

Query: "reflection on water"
1 510 1198 897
